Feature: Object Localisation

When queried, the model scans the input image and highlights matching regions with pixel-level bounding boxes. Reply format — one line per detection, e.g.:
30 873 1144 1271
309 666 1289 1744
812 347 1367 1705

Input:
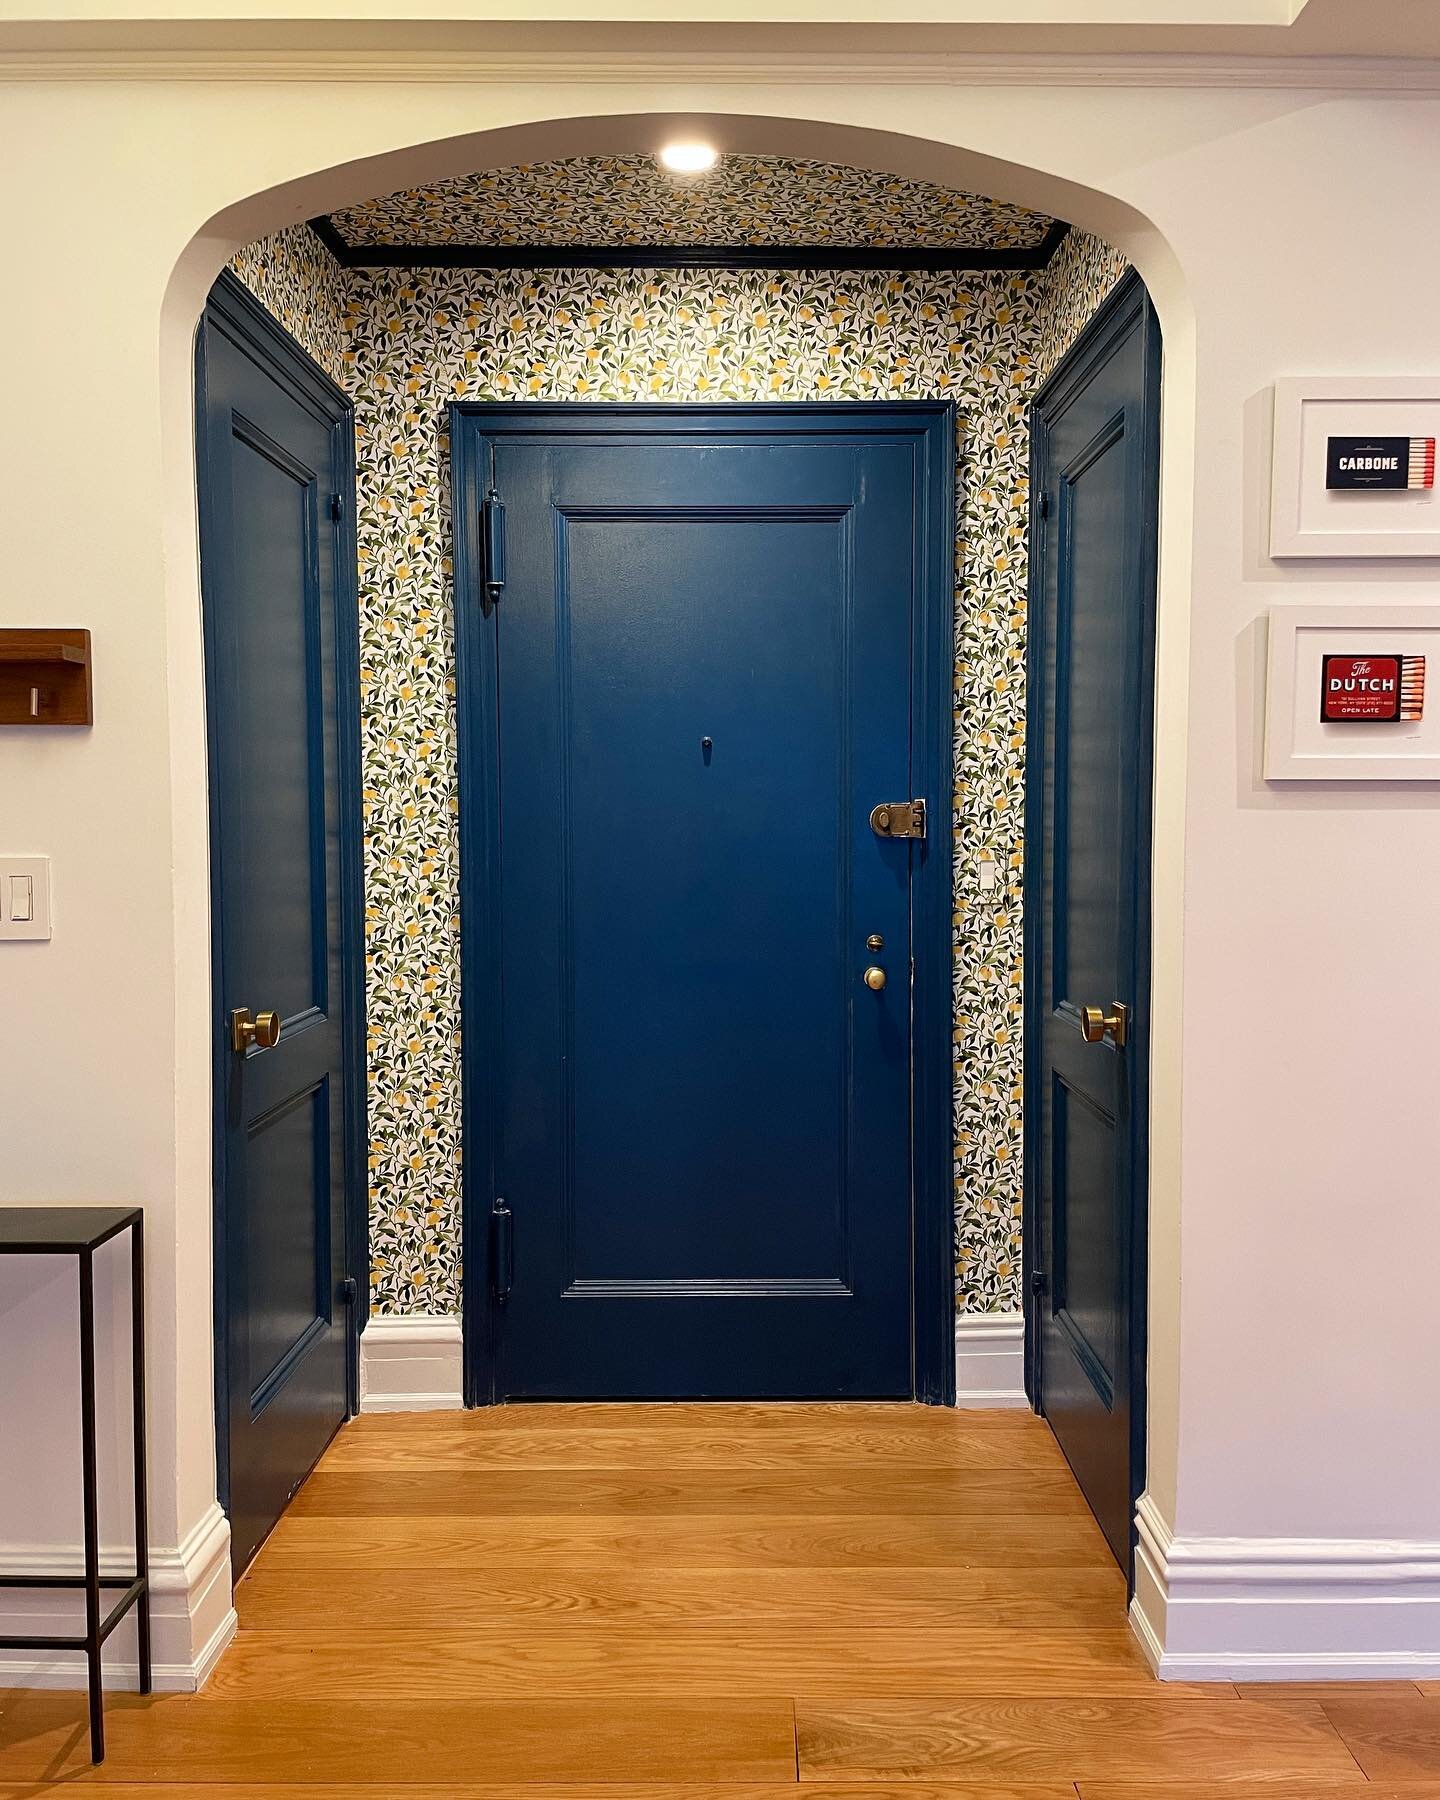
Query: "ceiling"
320 156 1059 267
9 0 1440 63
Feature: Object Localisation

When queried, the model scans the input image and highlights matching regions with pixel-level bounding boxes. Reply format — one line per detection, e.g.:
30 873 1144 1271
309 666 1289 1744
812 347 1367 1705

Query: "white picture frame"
1265 605 1440 781
1270 376 1440 558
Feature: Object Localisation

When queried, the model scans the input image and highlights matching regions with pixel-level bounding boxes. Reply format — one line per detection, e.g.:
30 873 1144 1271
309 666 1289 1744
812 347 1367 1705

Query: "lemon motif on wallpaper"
232 176 1128 1319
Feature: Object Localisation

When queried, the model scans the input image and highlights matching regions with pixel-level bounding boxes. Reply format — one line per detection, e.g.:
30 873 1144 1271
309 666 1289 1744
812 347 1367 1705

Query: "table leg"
130 1217 151 1694
78 1248 104 1762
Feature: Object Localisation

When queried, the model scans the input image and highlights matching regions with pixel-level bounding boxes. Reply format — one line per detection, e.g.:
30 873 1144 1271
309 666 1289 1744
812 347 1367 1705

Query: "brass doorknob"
231 1007 282 1053
1079 1002 1128 1048
863 966 887 992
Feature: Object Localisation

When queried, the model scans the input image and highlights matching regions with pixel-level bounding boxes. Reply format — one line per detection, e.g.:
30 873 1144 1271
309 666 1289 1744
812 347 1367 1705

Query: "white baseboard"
0 1500 237 1693
364 1311 1025 1412
359 1311 464 1412
953 1309 1027 1407
1131 1489 1440 1680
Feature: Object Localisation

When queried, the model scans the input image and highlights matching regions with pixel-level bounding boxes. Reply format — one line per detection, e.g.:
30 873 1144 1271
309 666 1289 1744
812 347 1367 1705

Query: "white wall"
0 55 1437 1681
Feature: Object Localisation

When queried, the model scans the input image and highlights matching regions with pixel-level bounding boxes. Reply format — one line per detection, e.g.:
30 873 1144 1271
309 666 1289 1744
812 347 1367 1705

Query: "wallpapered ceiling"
327 155 1055 252
231 178 1128 1320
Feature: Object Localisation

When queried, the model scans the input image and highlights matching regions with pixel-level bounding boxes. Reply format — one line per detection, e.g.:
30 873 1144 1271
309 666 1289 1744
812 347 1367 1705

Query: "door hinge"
491 1196 514 1303
1030 1268 1047 1298
869 798 926 841
482 486 506 603
1039 490 1052 520
341 1275 358 1306
328 492 344 523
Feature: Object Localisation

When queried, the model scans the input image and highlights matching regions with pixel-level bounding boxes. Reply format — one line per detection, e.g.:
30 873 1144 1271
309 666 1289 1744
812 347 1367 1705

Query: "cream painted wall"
0 61 1438 1678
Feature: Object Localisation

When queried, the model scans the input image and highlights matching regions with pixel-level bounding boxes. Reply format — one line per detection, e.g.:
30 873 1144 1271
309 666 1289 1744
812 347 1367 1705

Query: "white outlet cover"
0 856 51 940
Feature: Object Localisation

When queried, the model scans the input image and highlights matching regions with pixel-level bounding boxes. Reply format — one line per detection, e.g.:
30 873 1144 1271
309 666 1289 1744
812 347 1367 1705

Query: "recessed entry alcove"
202 145 1155 1573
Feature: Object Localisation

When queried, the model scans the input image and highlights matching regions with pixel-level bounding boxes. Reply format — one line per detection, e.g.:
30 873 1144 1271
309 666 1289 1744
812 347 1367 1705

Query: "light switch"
0 857 51 941
978 858 1001 893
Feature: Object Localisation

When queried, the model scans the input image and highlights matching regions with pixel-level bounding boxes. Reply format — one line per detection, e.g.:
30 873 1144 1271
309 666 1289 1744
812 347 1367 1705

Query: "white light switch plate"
0 857 51 940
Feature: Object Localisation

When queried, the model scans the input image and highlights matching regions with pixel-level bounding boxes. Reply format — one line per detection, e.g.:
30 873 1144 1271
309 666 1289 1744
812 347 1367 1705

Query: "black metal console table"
0 1207 151 1763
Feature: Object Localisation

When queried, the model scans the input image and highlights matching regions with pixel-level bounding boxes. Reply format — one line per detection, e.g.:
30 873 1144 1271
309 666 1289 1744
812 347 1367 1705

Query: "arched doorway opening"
168 109 1190 1600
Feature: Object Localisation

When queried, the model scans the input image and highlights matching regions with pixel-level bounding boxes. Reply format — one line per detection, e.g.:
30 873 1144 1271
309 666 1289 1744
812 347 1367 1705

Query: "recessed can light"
658 142 719 175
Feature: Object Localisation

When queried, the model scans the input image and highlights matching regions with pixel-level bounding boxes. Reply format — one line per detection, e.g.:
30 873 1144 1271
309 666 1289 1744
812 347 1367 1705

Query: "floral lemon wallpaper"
229 228 349 385
231 186 1128 1320
329 154 1054 252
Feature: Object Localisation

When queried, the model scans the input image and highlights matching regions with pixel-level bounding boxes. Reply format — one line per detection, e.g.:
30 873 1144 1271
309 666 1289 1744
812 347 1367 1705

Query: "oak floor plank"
794 1698 1359 1783
235 1565 1127 1633
1234 1680 1423 1701
1320 1698 1440 1780
207 1625 1170 1700
258 1514 1114 1570
0 1788 1074 1800
320 1420 1064 1474
1078 1786 1395 1800
0 1693 797 1786
284 1467 1090 1521
331 1402 1038 1432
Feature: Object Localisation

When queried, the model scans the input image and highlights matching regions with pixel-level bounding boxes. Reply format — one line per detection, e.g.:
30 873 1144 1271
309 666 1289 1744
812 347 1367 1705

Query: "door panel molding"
452 402 955 1407
564 1277 855 1300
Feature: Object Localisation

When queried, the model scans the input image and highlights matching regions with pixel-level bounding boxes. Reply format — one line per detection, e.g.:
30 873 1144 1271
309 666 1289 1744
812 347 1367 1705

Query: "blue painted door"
198 275 362 1573
455 405 952 1400
1027 274 1160 1569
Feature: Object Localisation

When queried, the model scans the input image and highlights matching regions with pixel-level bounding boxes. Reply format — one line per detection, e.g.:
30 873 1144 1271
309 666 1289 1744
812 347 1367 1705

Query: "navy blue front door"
454 405 953 1401
1026 273 1160 1570
198 274 364 1572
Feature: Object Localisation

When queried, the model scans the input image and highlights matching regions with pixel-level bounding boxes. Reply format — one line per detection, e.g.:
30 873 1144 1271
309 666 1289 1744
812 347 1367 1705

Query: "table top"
0 1206 142 1253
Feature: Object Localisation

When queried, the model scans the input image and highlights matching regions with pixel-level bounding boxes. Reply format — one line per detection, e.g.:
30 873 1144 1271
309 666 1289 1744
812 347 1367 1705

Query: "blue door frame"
452 402 956 1406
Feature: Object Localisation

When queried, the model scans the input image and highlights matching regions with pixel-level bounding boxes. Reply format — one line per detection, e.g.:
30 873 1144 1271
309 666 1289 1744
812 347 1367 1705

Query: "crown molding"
2 49 1440 89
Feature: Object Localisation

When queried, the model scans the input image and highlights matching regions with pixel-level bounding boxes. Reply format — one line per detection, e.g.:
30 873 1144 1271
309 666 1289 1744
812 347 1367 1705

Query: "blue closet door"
1027 273 1160 1570
455 405 952 1400
198 274 362 1572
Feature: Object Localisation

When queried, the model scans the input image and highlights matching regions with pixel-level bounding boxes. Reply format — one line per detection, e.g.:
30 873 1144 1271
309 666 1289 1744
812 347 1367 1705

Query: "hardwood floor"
2 1403 1438 1794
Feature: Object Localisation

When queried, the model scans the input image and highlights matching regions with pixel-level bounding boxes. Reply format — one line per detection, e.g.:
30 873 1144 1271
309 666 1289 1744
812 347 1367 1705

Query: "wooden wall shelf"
0 629 93 725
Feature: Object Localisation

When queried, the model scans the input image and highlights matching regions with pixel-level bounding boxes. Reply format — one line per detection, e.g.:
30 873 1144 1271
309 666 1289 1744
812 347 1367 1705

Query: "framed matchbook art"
1270 377 1440 559
1265 605 1440 780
